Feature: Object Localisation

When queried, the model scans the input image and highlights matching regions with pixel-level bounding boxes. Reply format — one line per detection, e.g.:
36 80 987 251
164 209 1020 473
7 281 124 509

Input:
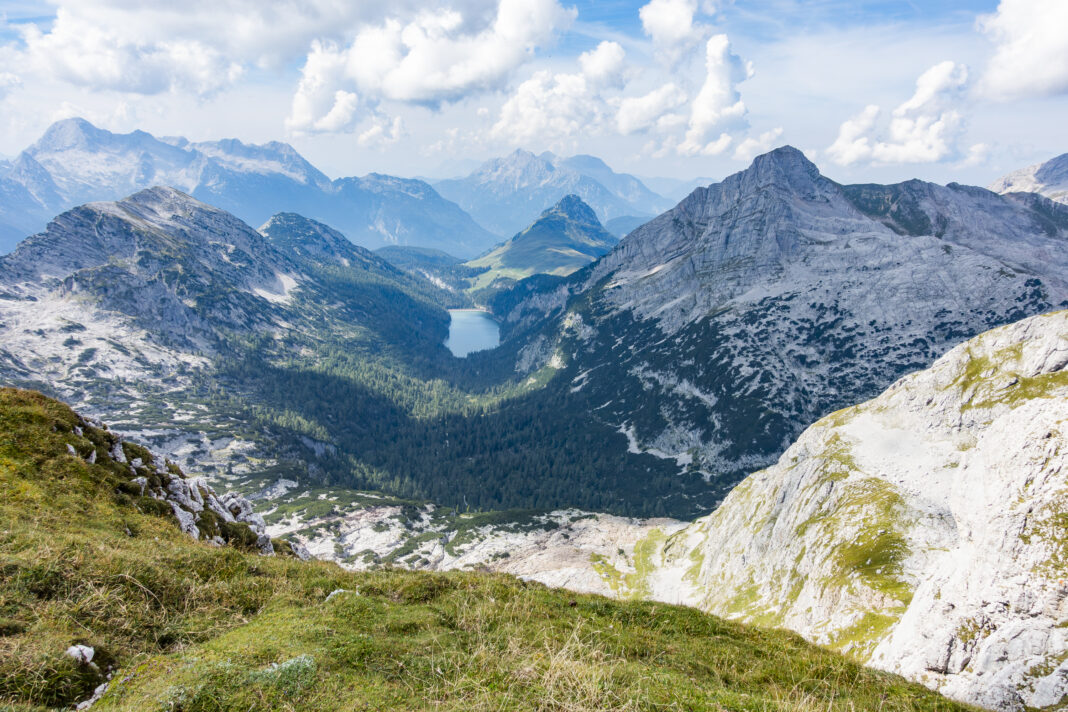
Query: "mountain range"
3 146 1067 520
0 118 497 256
0 186 466 493
434 149 672 237
2 133 1068 710
492 146 1068 511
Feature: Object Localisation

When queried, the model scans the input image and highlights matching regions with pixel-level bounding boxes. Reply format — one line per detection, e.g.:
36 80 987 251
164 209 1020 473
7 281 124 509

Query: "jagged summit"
711 145 828 199
543 194 600 224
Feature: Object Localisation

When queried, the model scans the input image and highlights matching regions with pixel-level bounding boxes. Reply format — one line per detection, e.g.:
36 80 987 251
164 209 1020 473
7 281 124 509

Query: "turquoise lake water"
445 310 500 357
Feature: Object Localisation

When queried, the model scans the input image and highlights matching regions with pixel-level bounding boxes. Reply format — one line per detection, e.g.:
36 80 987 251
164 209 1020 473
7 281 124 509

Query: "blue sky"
0 0 1064 187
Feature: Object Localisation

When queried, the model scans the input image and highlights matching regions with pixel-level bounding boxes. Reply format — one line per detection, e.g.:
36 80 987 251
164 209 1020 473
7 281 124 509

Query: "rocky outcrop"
62 405 307 557
627 310 1067 710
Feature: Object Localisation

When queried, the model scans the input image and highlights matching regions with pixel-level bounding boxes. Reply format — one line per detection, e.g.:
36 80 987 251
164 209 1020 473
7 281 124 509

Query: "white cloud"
6 0 403 96
345 0 574 105
490 41 628 146
358 116 405 148
288 0 574 133
678 34 750 156
733 127 783 161
491 73 594 145
826 104 879 166
959 142 990 167
979 0 1068 99
616 84 688 134
640 0 698 46
286 41 356 133
17 9 242 95
579 41 626 87
639 0 706 65
826 61 969 165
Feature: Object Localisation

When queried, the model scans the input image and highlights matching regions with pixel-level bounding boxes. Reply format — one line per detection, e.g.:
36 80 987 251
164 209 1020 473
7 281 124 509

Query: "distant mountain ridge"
465 194 618 291
0 118 497 256
990 152 1068 205
434 149 671 237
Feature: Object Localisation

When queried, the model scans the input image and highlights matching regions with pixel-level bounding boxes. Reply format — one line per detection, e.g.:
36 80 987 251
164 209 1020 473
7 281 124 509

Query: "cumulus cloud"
18 9 242 95
358 116 406 148
825 104 880 166
579 41 627 87
678 34 750 156
616 84 688 134
490 22 757 158
344 1 575 105
286 41 355 133
288 0 575 133
733 127 783 161
826 61 969 165
639 0 709 65
640 0 699 46
491 41 624 145
6 0 404 96
979 0 1068 99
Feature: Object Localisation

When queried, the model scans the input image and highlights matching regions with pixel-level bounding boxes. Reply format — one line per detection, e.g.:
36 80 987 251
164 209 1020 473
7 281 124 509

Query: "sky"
0 0 1065 187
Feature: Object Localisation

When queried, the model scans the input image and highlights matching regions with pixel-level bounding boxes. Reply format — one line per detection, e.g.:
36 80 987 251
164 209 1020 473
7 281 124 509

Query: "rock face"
991 153 1068 205
465 194 619 289
435 149 670 237
0 117 496 255
652 309 1068 710
59 403 277 555
500 146 1068 513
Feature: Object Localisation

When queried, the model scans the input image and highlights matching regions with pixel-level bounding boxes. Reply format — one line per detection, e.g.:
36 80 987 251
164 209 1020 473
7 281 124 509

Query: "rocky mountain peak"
259 211 375 268
990 152 1068 204
544 194 599 225
1034 152 1068 184
29 117 102 152
738 145 823 192
119 185 207 217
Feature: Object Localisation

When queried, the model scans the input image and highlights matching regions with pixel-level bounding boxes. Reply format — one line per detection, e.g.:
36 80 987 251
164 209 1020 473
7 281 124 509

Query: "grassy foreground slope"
0 387 971 711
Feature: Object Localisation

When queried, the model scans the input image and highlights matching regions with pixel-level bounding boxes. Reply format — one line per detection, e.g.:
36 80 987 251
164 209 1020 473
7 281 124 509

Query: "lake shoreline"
445 309 500 357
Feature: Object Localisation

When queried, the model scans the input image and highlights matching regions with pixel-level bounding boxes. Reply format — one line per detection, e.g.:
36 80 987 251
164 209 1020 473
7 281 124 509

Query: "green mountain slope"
0 387 973 711
465 195 617 291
